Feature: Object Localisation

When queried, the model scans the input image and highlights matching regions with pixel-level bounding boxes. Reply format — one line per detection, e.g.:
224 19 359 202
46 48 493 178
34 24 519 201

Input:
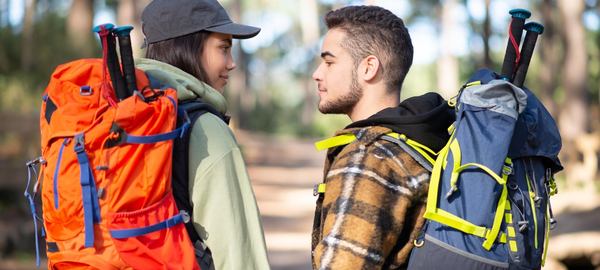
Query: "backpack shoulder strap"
315 132 436 172
172 99 224 268
380 134 434 172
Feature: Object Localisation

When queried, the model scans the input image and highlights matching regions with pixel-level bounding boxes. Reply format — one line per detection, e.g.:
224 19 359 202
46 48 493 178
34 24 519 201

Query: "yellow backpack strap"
314 133 357 151
313 183 326 196
382 132 436 172
423 136 510 250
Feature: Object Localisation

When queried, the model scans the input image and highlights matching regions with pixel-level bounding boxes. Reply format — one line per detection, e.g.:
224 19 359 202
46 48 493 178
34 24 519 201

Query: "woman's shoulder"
189 112 239 153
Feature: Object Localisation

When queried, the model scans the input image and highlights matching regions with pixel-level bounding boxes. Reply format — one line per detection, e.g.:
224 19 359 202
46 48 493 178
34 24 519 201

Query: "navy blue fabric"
508 88 562 173
427 101 517 262
506 158 548 269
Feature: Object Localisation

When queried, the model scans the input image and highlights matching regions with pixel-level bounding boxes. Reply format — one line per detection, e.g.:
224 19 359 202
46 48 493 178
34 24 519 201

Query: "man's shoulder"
331 126 429 177
332 125 406 157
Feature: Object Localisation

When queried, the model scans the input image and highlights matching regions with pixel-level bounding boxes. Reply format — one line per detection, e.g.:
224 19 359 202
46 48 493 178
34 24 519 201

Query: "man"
311 5 455 269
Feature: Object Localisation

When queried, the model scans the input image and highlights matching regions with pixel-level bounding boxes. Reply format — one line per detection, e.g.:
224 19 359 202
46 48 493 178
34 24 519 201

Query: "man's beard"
318 72 363 115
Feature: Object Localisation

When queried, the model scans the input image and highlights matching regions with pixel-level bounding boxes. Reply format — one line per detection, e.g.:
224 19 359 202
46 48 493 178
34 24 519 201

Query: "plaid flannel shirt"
312 126 430 269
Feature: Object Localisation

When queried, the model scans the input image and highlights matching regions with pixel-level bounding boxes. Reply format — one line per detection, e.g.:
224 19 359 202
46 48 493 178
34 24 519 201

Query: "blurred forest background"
0 0 599 269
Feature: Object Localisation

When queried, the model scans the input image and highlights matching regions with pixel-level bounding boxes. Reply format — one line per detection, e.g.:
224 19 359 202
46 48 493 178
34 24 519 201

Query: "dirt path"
236 130 325 270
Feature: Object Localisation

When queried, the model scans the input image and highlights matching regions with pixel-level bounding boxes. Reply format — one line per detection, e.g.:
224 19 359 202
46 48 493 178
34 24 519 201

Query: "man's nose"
312 64 322 81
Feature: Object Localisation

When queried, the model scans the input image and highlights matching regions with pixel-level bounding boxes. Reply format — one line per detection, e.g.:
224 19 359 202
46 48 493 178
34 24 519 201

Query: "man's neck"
348 90 400 122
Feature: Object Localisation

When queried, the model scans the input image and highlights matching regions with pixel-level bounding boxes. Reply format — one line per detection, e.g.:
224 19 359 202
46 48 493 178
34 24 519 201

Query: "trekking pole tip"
524 22 544 34
92 23 115 33
509 8 531 19
113 25 134 36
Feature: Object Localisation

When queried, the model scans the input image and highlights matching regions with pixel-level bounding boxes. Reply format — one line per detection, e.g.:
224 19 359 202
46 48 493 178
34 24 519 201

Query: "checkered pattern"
312 126 429 269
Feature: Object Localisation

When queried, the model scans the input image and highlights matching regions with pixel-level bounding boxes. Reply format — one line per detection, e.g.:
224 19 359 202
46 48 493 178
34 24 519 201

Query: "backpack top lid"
469 69 563 173
508 87 562 173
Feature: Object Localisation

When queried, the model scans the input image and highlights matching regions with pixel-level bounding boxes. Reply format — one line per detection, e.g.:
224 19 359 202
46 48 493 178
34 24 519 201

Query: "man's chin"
318 103 348 115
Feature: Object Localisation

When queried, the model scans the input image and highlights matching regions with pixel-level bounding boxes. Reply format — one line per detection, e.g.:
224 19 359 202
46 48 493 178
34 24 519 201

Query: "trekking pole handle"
512 22 544 88
500 8 531 81
93 23 128 101
113 26 137 98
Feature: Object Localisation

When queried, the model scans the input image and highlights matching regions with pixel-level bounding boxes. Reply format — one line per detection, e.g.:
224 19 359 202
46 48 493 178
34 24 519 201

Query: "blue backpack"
407 69 562 270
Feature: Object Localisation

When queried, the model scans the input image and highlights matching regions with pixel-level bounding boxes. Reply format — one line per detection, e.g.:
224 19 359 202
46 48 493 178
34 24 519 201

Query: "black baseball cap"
141 0 260 44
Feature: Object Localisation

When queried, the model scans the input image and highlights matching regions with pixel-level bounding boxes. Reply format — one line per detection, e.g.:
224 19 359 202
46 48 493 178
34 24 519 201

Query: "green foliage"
0 11 100 113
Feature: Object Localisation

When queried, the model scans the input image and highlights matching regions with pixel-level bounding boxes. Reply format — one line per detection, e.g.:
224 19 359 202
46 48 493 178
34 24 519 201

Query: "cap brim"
206 23 260 39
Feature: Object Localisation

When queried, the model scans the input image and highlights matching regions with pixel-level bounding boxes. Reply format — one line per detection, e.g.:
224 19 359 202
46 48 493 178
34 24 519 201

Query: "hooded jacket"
312 92 454 269
136 58 270 270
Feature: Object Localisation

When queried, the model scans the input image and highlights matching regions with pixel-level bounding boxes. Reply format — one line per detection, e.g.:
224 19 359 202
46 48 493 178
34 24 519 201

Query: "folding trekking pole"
500 8 531 81
512 22 544 88
93 23 128 101
113 26 137 98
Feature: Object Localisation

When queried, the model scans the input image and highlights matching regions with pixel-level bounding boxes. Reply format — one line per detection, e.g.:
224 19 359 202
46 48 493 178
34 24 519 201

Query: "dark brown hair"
145 31 210 82
325 5 413 92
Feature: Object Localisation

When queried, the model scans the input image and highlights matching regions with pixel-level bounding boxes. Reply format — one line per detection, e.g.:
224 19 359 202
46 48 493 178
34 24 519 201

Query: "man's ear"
358 55 381 81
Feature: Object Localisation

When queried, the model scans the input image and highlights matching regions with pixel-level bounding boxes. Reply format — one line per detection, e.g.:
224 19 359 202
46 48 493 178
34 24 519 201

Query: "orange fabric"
40 59 199 270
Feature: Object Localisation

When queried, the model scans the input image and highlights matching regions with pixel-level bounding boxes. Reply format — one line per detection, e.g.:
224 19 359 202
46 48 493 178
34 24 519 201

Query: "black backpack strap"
172 99 227 269
380 135 434 172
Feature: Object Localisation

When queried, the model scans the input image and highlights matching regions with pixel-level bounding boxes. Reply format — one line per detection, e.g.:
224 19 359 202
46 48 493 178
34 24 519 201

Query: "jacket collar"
135 58 228 114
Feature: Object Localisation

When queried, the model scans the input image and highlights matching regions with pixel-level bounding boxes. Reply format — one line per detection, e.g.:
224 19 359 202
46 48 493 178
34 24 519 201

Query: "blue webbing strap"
124 107 190 144
53 138 69 209
73 133 101 248
24 157 45 267
110 212 187 239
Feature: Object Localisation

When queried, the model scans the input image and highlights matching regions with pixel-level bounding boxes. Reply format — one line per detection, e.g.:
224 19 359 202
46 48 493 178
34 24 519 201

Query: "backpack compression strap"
313 132 437 195
423 135 510 250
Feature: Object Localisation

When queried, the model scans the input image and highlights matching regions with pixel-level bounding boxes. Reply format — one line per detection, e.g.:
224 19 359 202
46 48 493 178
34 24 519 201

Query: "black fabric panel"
44 97 57 124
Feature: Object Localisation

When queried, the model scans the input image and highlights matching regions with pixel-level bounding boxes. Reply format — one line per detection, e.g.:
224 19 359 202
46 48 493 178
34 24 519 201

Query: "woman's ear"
359 55 381 81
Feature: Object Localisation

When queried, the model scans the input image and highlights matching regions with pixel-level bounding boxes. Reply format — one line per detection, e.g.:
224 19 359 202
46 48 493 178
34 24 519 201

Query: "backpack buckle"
74 134 85 153
502 164 513 176
180 210 191 224
26 156 46 167
313 183 326 196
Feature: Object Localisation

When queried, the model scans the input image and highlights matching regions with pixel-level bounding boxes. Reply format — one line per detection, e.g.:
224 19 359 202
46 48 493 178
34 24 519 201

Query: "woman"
137 0 270 269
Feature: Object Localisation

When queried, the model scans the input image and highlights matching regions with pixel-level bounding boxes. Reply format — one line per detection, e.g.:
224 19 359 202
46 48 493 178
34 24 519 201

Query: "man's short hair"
325 5 413 92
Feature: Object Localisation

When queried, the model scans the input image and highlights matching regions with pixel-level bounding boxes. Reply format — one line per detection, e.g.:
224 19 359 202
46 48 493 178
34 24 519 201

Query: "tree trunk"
0 0 8 71
20 0 36 71
118 0 150 58
67 0 94 57
557 0 588 140
537 0 559 116
482 0 492 68
437 0 460 98
299 0 320 125
557 0 589 172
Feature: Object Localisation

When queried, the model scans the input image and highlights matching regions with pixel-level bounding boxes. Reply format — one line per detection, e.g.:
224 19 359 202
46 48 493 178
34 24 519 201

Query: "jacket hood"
347 92 455 152
135 58 228 114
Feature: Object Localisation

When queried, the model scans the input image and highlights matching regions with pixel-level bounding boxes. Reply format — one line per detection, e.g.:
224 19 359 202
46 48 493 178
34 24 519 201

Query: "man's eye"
325 62 333 66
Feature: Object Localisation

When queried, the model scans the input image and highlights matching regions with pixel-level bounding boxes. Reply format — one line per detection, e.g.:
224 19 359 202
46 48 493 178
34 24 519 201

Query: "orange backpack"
24 24 199 269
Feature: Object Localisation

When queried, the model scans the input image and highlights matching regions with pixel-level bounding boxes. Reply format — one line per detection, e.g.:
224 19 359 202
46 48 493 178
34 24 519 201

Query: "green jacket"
137 58 270 270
